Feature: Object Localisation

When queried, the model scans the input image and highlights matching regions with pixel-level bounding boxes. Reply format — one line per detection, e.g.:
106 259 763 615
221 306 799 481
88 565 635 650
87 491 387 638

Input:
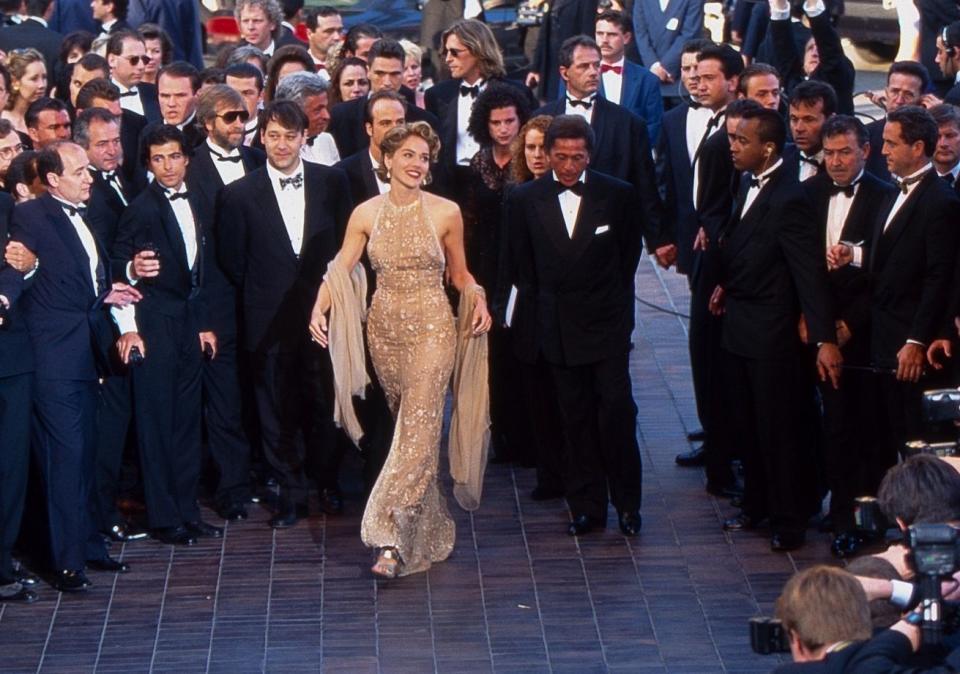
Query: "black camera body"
128 345 144 366
749 616 791 654
909 524 960 578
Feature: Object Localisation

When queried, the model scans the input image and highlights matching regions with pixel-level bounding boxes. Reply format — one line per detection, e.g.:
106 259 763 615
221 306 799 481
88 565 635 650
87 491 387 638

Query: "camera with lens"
749 616 791 654
906 523 960 649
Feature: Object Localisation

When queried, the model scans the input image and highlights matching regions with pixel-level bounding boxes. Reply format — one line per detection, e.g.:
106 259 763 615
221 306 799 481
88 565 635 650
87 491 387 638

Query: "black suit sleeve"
808 11 856 114
216 184 248 288
769 16 803 90
914 194 959 345
655 125 678 245
110 203 143 283
628 113 668 249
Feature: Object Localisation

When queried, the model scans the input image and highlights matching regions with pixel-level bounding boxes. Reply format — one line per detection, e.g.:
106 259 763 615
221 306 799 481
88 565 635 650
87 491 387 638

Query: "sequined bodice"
367 196 445 295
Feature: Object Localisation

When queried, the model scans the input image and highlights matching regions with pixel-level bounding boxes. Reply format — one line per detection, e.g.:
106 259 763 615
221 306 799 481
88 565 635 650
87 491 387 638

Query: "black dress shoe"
771 531 805 552
0 583 37 603
153 526 198 546
56 570 91 592
185 520 224 538
217 503 248 521
318 488 344 515
87 556 130 573
567 514 604 536
530 485 564 501
723 513 763 531
618 511 642 536
104 522 149 542
687 429 707 442
269 502 307 529
14 567 39 586
675 445 706 467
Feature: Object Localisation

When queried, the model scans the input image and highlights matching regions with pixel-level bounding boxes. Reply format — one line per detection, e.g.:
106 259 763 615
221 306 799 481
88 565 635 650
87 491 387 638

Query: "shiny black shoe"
771 531 805 552
56 570 91 592
675 445 706 467
530 485 564 501
269 502 307 529
185 520 224 539
723 512 763 532
13 567 39 587
618 510 642 536
687 429 707 442
567 514 604 536
0 582 37 603
87 556 130 573
318 488 344 516
216 503 248 521
104 522 149 542
153 526 198 546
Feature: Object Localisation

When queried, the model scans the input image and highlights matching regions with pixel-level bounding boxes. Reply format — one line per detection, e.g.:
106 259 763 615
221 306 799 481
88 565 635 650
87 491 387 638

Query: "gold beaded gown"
360 195 457 576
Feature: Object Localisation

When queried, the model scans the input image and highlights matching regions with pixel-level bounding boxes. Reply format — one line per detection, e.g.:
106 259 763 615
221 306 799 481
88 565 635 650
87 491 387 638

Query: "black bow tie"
689 100 702 110
556 181 584 196
459 84 480 98
800 154 821 167
829 180 859 197
896 172 926 194
63 203 87 218
280 173 303 190
941 172 956 186
748 176 762 188
567 96 593 110
119 89 138 98
705 110 725 132
210 146 242 163
167 190 190 201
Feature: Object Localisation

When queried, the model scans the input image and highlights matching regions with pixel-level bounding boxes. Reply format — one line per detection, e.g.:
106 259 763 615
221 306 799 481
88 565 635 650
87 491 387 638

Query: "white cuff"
111 304 138 334
851 245 863 268
890 579 915 608
803 0 826 17
907 339 926 347
651 61 662 71
769 6 791 20
125 261 140 285
23 258 39 280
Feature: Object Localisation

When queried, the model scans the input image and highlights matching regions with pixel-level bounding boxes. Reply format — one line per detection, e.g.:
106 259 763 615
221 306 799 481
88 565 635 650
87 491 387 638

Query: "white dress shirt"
740 158 783 218
456 79 485 165
301 132 340 166
600 57 625 106
464 0 483 18
113 79 145 117
825 170 863 250
554 171 584 238
564 94 596 124
938 161 960 186
884 163 932 231
93 167 128 206
164 183 198 268
799 150 823 182
98 17 116 39
207 139 246 185
243 117 258 147
267 160 306 256
262 40 276 57
369 151 390 194
685 105 714 163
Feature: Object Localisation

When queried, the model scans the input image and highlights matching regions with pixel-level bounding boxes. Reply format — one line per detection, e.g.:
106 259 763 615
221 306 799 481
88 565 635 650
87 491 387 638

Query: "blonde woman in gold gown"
309 122 492 578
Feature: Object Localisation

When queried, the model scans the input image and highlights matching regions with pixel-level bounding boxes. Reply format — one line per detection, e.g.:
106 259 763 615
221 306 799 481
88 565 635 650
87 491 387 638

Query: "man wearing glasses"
0 119 23 188
187 85 265 522
106 30 160 123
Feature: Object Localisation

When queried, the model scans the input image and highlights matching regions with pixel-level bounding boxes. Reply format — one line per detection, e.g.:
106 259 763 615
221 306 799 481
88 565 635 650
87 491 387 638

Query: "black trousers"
551 351 641 521
521 356 564 493
94 372 132 531
131 311 203 530
489 325 536 465
721 349 814 535
0 372 32 581
202 327 251 509
253 342 337 505
873 372 926 485
32 379 106 571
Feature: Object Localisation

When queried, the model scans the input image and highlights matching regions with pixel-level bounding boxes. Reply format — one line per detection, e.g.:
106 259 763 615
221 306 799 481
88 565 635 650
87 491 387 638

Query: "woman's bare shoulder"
351 194 387 221
421 192 461 220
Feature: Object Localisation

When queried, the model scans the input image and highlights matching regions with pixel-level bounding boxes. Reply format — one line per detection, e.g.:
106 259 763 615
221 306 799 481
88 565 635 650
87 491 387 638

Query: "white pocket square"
595 225 611 234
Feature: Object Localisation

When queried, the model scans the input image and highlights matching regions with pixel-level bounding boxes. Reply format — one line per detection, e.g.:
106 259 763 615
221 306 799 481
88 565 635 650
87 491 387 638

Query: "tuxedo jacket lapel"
533 183 573 254
726 171 781 258
44 196 98 295
874 175 929 270
254 170 298 262
564 185 601 269
361 152 379 197
153 186 190 279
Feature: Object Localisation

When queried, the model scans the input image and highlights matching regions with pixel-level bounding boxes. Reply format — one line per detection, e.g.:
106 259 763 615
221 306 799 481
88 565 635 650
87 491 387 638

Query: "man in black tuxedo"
503 115 644 537
929 103 960 189
335 90 404 204
536 35 672 264
864 62 930 183
425 19 537 182
0 0 61 74
712 107 842 552
91 0 131 38
112 124 221 546
0 194 38 602
783 80 836 182
219 101 352 528
804 115 898 557
327 38 439 161
156 61 204 150
5 141 139 590
75 107 146 543
832 106 960 498
767 0 856 115
75 77 148 198
107 30 161 123
188 85 265 521
235 0 300 58
25 97 72 150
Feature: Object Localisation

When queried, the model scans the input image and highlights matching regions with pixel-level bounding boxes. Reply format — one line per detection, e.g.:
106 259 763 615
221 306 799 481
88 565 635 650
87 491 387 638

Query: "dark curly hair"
466 83 531 147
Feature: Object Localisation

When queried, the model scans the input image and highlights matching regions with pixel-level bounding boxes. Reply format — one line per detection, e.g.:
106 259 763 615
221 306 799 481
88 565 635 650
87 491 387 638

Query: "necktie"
567 96 593 110
280 173 303 190
460 84 479 98
895 172 926 194
167 191 190 201
556 181 584 196
210 146 242 163
63 203 88 218
829 181 858 197
600 63 622 75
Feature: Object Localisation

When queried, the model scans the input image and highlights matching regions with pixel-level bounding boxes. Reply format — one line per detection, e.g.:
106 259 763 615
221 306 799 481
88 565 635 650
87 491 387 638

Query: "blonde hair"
775 566 872 653
5 48 45 110
510 115 552 183
399 39 422 65
376 121 440 184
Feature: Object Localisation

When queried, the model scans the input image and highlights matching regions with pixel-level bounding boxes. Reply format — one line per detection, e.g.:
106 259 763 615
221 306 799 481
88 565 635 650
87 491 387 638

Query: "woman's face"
339 64 369 101
143 38 163 78
488 105 520 150
403 55 422 90
523 128 547 178
385 135 430 189
16 61 47 104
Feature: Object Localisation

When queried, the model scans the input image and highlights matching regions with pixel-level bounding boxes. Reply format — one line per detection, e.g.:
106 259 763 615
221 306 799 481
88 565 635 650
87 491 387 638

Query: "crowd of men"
0 0 959 609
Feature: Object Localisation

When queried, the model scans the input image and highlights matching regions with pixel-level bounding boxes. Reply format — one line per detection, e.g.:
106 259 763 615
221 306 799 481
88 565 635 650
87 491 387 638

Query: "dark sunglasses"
126 55 152 66
216 110 250 124
441 47 468 58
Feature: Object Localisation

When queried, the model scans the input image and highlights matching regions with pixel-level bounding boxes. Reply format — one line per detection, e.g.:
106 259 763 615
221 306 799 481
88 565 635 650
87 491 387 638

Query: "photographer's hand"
896 342 925 382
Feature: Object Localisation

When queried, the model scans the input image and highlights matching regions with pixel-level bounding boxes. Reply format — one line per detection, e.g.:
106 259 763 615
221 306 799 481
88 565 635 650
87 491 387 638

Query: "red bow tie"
601 63 622 75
